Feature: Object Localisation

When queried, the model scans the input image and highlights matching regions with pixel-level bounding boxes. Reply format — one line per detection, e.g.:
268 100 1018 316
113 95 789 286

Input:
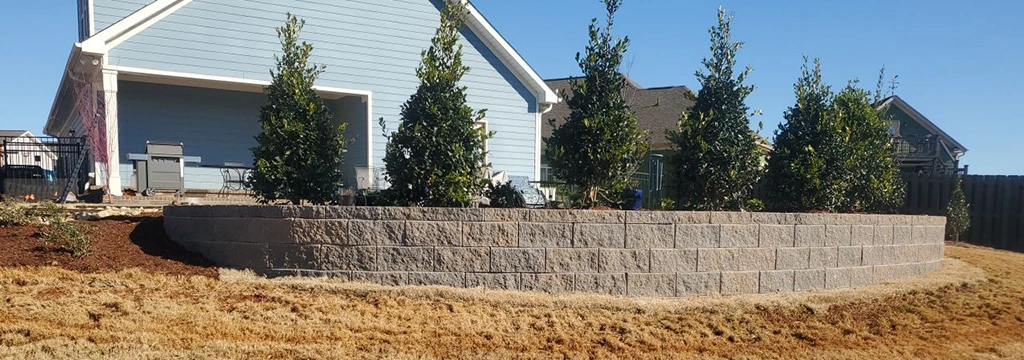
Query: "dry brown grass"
2 245 1024 359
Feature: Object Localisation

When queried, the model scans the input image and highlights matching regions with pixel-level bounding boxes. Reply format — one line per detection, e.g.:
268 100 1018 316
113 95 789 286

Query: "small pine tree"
380 0 491 207
946 178 970 242
666 6 762 210
545 0 648 207
765 58 849 212
834 74 905 213
249 14 349 205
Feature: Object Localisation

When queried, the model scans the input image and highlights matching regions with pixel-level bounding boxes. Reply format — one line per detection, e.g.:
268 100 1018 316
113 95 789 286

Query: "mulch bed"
0 215 218 278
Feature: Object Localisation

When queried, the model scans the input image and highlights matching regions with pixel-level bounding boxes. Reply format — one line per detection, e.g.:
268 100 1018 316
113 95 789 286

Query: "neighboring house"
45 0 557 196
0 130 58 173
878 95 968 174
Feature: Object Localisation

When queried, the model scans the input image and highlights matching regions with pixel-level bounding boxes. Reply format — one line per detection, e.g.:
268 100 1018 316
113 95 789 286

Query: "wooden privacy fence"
902 174 1024 251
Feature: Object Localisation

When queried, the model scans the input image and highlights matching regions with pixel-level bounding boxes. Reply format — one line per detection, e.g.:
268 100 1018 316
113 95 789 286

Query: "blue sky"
2 1 1022 174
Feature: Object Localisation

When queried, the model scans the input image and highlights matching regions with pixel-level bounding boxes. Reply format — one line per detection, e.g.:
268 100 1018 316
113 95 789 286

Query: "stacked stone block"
164 206 946 297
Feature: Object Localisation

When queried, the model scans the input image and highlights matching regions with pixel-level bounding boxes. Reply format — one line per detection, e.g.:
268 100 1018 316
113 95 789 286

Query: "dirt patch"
1 245 1022 359
0 216 217 278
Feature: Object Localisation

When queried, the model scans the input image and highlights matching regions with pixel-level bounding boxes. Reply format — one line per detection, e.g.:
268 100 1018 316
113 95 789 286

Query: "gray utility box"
127 142 194 195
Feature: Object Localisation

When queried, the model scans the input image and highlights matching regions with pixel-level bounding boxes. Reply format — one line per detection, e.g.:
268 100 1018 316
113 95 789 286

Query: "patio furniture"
220 161 250 196
126 142 200 196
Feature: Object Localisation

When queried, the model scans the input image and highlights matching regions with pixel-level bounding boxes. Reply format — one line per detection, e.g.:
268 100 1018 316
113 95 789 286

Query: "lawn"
1 217 1023 359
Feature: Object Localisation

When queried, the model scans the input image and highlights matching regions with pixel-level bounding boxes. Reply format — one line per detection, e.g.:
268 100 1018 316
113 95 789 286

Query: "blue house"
45 0 557 196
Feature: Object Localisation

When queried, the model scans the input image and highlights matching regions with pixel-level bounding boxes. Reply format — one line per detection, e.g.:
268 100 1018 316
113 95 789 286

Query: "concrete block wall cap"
529 209 626 224
710 212 752 224
750 213 799 225
911 215 946 226
481 208 528 222
625 211 711 224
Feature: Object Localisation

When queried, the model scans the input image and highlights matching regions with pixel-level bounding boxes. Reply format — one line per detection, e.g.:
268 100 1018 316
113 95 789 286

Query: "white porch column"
101 69 123 196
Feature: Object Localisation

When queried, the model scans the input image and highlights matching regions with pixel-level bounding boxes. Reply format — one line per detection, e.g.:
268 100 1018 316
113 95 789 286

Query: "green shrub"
380 0 491 207
744 198 766 212
249 14 349 205
946 178 970 242
666 6 762 211
29 201 64 224
485 182 525 208
42 217 92 258
0 196 28 227
545 0 648 208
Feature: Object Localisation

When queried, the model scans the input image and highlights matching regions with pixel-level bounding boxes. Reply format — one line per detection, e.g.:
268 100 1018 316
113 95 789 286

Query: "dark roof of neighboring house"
0 130 30 138
878 95 968 153
542 76 695 151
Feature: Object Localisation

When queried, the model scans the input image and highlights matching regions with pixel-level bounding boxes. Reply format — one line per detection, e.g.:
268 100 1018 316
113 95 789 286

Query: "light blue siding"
93 0 152 33
107 0 539 178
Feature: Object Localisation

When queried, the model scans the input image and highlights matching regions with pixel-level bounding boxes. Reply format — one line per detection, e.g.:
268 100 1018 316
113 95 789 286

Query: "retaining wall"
164 206 946 297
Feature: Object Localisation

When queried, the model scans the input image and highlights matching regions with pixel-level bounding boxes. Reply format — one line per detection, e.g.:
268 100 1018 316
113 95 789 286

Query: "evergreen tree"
380 0 491 207
250 14 348 205
666 6 762 210
545 0 648 207
833 73 905 213
765 58 849 212
946 178 970 242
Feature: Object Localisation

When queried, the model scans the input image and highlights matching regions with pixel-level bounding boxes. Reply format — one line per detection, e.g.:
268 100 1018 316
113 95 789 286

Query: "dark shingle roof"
542 77 695 151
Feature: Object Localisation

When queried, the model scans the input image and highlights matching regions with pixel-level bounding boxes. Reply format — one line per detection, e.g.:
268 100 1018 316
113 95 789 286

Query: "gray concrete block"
378 247 435 272
759 224 795 247
736 248 776 271
351 271 407 286
809 247 839 268
873 225 894 245
192 241 269 270
519 223 572 248
720 224 759 247
825 225 852 246
348 220 405 246
406 221 461 246
711 212 752 224
795 213 830 225
776 247 811 270
481 208 528 222
911 226 938 245
319 245 376 272
750 213 799 225
599 249 650 273
861 246 884 266
697 248 733 272
851 225 874 246
893 226 912 245
435 247 490 272
574 273 627 296
721 271 759 294
873 215 913 226
650 249 698 273
759 270 795 294
627 273 676 297
794 269 825 291
491 248 545 273
268 243 319 269
408 272 466 287
530 210 624 224
848 266 874 287
464 222 518 247
574 224 626 248
676 224 720 248
825 268 852 289
625 224 675 249
626 211 710 224
467 273 520 291
911 215 946 226
522 274 575 294
677 272 721 296
289 219 348 245
546 248 599 273
838 246 863 267
795 225 826 247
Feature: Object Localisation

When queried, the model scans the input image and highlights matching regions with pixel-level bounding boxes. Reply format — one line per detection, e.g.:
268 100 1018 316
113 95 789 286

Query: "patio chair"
220 162 248 197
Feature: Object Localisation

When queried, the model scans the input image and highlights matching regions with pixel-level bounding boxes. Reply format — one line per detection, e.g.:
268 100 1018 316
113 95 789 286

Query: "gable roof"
47 0 557 135
878 95 967 153
0 130 31 138
542 76 695 150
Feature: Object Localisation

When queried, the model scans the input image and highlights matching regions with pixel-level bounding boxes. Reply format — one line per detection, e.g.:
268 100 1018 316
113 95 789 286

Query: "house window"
34 155 41 162
888 120 900 136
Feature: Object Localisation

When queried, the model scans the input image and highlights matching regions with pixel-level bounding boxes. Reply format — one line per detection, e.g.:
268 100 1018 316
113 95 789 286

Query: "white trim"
101 69 123 196
107 65 372 98
87 0 95 37
366 95 374 169
80 0 193 55
463 3 558 105
534 111 542 181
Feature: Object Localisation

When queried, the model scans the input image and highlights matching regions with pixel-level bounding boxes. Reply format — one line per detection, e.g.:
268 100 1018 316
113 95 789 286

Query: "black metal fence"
0 136 88 202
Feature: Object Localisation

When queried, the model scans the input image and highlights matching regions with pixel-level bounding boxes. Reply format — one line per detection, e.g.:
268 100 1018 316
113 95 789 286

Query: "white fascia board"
108 66 373 99
80 0 193 55
44 45 84 136
464 2 558 106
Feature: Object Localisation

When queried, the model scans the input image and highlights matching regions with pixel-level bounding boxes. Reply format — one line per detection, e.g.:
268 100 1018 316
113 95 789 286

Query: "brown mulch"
0 215 218 278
